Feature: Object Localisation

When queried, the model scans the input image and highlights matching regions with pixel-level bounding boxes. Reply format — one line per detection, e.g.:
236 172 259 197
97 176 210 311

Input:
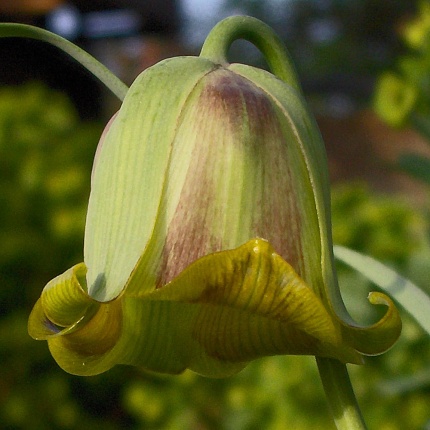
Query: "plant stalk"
317 357 367 430
200 15 301 92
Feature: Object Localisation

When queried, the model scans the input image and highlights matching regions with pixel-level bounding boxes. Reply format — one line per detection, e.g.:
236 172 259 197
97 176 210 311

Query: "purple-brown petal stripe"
158 68 308 285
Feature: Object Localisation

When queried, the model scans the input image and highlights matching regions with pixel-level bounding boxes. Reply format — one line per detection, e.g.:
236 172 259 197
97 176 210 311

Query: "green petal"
28 264 96 339
84 57 216 301
28 264 122 375
149 238 362 369
125 65 322 299
340 292 401 356
29 239 361 376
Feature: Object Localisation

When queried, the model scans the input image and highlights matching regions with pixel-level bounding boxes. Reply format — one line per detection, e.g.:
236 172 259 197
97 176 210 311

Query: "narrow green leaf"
334 245 430 336
378 367 430 395
0 23 128 100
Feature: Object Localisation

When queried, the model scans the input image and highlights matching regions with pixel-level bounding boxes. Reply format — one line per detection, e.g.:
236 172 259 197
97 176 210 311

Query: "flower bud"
28 16 401 376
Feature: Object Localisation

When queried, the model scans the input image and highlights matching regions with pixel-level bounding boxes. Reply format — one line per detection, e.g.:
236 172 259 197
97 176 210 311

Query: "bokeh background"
1 1 430 429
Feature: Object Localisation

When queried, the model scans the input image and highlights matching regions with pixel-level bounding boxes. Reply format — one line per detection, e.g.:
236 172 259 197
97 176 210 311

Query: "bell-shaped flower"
27 17 401 377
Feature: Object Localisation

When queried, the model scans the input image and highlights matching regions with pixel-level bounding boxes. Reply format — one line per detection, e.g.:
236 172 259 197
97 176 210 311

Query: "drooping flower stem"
317 358 367 430
0 23 129 101
200 15 301 92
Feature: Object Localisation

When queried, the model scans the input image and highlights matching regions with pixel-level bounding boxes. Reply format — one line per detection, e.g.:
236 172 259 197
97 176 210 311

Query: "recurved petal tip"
340 291 402 357
28 263 123 375
28 263 96 339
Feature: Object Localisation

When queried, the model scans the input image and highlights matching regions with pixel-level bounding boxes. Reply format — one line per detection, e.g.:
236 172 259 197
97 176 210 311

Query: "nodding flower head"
28 16 401 377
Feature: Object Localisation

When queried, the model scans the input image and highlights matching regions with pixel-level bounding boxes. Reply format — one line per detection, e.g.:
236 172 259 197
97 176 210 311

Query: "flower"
28 16 401 377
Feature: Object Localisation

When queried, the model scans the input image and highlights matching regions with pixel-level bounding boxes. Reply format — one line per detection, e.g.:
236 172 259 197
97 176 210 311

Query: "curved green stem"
0 23 128 101
317 358 367 430
200 15 301 92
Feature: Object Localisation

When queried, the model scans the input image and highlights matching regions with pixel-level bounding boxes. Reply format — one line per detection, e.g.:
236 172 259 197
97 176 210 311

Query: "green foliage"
373 73 418 128
398 152 430 185
373 1 430 186
0 82 101 287
331 183 427 266
1 84 429 429
0 82 105 429
373 1 430 129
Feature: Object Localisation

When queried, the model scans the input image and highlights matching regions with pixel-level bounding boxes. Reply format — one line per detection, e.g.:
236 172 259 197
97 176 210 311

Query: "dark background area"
0 0 418 118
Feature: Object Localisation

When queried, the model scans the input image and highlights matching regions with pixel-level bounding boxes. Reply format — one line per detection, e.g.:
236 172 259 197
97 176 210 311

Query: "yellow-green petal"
28 264 122 375
29 239 363 376
28 264 97 339
340 292 402 356
148 238 362 368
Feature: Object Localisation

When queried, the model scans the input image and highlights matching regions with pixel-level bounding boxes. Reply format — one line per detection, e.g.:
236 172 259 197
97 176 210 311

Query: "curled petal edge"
147 239 363 365
28 239 401 376
339 291 402 356
28 264 122 359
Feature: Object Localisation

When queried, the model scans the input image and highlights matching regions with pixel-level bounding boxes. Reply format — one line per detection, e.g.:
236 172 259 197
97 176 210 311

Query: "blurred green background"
1 1 430 429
